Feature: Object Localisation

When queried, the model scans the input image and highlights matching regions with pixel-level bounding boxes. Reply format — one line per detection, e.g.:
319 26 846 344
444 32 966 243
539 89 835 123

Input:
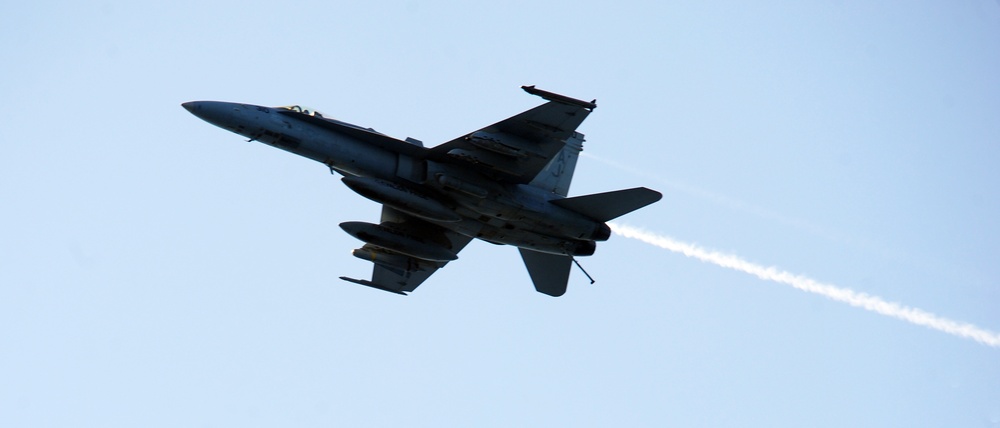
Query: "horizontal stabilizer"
519 249 572 297
550 187 662 222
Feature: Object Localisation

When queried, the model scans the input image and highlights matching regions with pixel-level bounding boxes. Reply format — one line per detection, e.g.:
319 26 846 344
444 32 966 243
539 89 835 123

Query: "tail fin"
519 248 572 297
528 132 584 196
550 187 662 222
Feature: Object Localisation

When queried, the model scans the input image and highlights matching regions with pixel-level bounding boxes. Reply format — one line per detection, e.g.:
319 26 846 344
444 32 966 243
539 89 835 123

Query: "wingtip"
339 276 408 295
520 85 596 110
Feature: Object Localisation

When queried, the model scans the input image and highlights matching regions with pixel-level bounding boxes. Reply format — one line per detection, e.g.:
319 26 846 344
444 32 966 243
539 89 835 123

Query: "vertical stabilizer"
519 249 572 297
528 132 584 196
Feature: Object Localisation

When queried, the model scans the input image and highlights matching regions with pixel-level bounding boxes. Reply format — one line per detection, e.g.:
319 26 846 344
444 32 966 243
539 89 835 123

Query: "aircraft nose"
181 101 235 128
181 101 199 114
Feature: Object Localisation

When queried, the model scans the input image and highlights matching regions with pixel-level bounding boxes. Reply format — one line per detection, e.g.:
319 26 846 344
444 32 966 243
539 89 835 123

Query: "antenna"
572 258 596 284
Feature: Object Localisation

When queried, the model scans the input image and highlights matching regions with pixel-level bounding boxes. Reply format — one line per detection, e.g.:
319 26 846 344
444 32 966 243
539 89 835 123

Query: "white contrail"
610 223 1000 348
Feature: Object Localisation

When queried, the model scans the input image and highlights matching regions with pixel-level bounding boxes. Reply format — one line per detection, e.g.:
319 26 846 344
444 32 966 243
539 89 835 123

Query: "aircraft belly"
342 176 460 223
451 191 603 242
426 164 606 250
471 224 595 256
311 129 398 179
250 113 399 180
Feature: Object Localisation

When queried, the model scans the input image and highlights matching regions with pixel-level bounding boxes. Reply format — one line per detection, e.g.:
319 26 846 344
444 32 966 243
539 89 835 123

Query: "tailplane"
550 187 662 222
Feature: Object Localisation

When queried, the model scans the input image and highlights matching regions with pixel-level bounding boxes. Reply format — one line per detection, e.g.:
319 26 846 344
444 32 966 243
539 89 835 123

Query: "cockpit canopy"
279 105 325 118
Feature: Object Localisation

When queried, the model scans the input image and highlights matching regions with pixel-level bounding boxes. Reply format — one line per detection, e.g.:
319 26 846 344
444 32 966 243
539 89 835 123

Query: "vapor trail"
610 223 1000 348
581 152 887 255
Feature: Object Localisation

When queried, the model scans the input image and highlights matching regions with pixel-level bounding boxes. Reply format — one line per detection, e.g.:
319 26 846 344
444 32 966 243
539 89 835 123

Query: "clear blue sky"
3 1 999 426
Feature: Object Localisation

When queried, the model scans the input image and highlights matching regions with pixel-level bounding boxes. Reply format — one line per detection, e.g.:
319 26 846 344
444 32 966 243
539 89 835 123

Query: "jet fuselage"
182 101 607 257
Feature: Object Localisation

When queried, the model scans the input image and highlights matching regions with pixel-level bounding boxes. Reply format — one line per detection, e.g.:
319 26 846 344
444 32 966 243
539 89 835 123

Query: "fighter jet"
182 86 661 296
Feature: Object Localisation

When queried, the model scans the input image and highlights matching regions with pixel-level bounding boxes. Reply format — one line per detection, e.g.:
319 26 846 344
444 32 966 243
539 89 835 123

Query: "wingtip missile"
339 276 408 295
521 85 597 110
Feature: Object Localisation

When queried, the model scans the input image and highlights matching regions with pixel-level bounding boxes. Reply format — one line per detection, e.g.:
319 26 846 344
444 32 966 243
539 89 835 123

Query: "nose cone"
181 101 236 128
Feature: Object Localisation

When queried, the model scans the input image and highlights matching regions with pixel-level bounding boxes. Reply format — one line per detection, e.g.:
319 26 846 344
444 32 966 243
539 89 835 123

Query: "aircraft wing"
427 86 594 184
340 207 473 295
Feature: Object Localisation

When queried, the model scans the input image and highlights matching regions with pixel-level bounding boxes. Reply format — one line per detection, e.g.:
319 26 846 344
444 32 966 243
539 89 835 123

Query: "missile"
521 85 597 110
341 176 461 223
339 221 458 262
339 276 407 295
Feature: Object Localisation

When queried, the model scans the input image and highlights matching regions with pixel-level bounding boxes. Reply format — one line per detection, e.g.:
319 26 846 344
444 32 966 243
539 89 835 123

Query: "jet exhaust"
610 223 1000 348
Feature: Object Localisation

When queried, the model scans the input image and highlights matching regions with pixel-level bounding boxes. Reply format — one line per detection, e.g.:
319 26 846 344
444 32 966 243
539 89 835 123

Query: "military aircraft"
182 86 661 296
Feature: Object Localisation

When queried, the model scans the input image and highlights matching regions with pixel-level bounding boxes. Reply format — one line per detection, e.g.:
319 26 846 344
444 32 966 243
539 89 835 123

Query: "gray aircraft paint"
183 86 661 296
